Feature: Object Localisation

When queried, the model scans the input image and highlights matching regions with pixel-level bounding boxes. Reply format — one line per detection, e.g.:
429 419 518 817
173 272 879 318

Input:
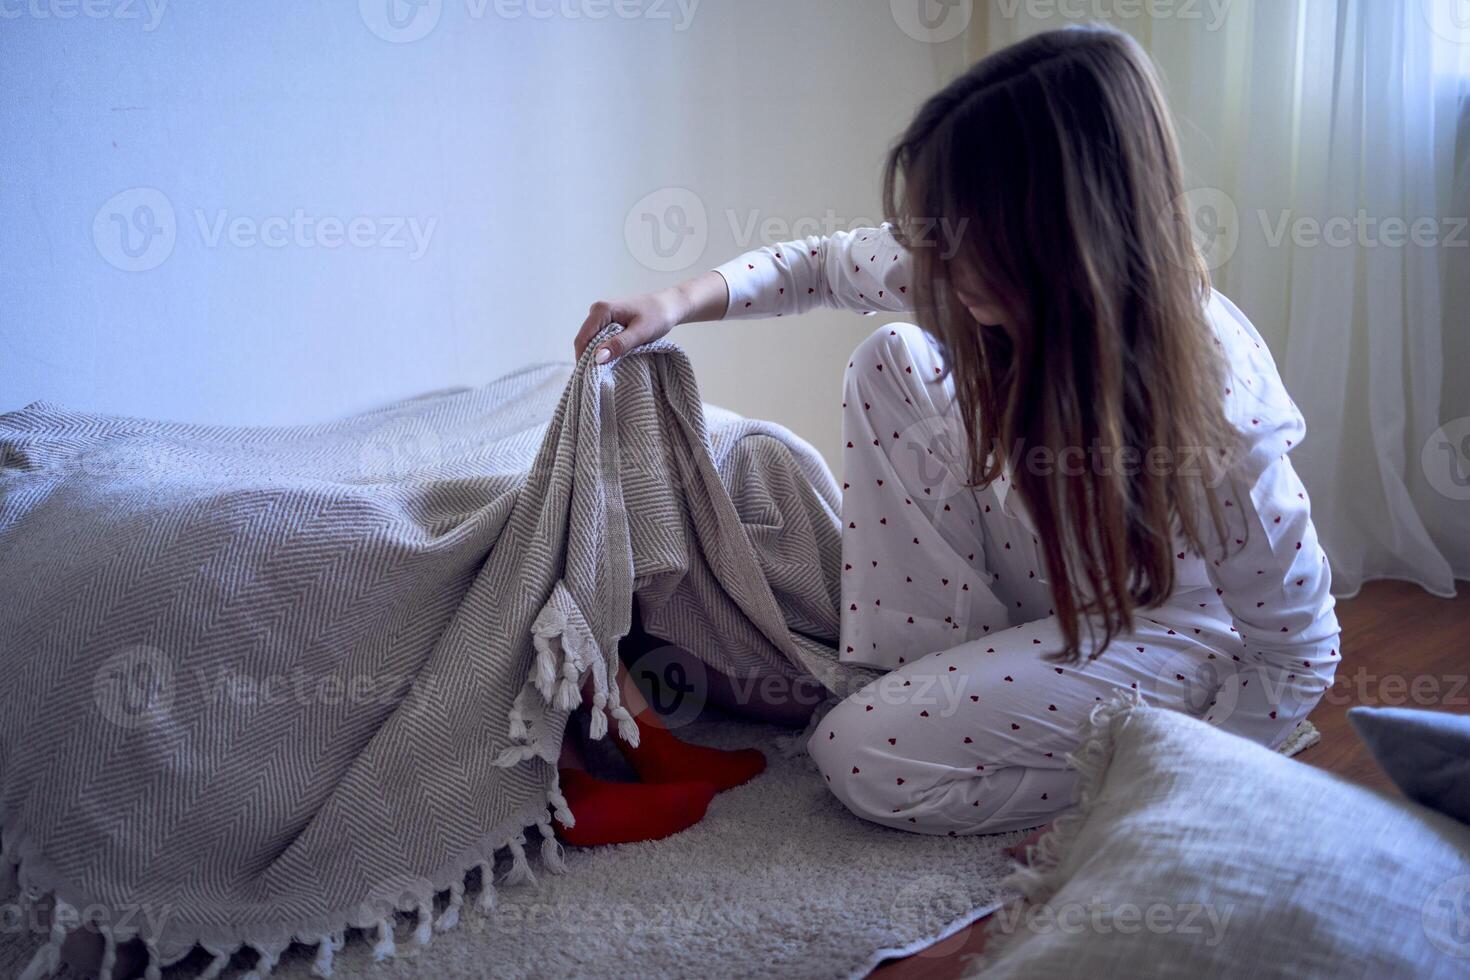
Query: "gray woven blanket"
0 338 872 976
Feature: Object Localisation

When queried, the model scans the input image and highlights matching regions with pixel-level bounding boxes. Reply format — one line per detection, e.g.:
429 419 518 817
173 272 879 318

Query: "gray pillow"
969 695 1470 979
1349 705 1470 825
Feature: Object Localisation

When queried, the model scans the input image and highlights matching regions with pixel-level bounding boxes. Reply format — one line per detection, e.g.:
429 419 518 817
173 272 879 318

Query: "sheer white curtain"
971 0 1470 597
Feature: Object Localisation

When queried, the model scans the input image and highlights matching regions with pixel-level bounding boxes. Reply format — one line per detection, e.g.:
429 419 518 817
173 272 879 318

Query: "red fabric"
556 768 715 847
617 718 767 791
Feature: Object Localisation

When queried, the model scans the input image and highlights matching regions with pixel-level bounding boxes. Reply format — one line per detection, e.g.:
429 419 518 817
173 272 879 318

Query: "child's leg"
552 658 732 852
807 610 1257 835
838 323 1013 669
610 652 767 791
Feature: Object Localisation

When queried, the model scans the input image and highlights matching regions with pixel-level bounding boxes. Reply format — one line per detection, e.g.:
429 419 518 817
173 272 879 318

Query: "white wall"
0 0 975 470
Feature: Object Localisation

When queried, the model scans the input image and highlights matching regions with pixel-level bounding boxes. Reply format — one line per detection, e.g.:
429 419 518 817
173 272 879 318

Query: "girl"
575 24 1340 836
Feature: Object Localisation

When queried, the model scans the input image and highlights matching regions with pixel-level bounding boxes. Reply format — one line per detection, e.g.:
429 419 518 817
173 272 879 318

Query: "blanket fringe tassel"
507 708 529 742
588 692 609 740
18 895 70 980
554 661 582 712
412 901 433 946
610 704 639 746
601 655 639 747
241 941 279 979
522 595 642 750
97 925 117 980
502 833 536 887
435 881 465 933
198 946 231 980
371 917 396 962
309 932 342 978
536 819 567 873
477 862 497 911
547 776 575 828
143 938 162 980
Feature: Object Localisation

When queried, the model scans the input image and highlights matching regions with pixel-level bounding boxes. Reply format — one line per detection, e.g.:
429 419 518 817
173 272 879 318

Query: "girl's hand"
575 289 686 363
574 271 729 363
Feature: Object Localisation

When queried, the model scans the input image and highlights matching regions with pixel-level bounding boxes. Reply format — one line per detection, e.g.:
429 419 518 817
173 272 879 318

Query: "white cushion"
970 695 1470 979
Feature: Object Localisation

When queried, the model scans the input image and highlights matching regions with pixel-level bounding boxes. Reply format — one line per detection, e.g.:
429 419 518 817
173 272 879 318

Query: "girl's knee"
845 322 937 385
808 692 971 831
807 694 909 819
806 695 863 789
842 323 957 457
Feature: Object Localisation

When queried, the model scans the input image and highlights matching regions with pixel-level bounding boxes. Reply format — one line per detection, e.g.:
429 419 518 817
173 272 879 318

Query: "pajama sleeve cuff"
712 247 794 319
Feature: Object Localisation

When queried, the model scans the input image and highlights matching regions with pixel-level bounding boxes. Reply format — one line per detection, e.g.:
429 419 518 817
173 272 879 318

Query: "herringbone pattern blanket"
0 338 874 975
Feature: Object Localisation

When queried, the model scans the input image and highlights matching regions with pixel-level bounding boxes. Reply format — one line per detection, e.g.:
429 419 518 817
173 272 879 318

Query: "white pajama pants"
806 323 1322 835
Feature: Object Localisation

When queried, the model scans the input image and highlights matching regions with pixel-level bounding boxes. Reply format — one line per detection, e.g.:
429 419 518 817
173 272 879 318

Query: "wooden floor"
871 579 1470 979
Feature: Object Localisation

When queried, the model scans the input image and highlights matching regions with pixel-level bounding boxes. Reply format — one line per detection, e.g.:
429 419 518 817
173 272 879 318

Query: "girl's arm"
1203 443 1341 747
713 225 915 320
576 225 914 362
1197 297 1341 747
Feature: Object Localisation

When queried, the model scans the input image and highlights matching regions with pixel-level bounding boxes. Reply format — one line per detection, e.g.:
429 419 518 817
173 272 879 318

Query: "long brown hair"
882 24 1238 663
